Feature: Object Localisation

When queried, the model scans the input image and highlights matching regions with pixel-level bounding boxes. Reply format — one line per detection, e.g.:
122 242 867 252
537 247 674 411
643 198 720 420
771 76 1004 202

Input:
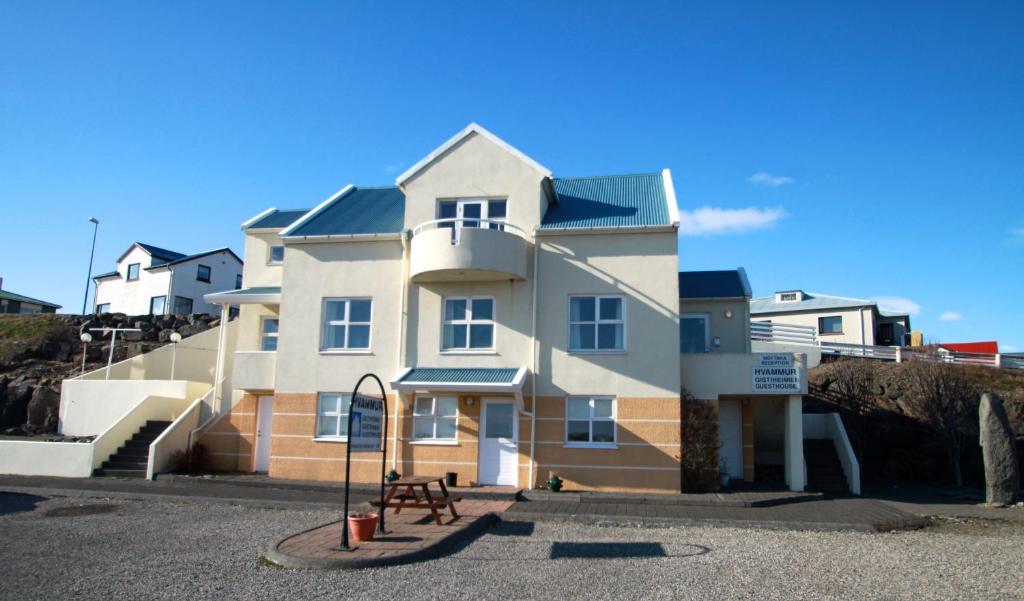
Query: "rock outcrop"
979 393 1020 505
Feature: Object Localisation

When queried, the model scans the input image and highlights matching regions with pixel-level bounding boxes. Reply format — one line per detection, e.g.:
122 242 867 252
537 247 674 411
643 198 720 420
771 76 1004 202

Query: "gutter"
535 224 678 236
279 232 402 244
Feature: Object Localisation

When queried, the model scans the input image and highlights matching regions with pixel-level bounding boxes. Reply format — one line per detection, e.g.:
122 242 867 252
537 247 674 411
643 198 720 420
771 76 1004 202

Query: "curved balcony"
409 219 529 282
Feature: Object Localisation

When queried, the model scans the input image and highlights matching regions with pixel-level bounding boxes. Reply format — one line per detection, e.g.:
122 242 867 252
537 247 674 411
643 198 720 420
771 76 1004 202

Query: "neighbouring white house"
0 278 61 314
93 242 243 316
750 290 911 347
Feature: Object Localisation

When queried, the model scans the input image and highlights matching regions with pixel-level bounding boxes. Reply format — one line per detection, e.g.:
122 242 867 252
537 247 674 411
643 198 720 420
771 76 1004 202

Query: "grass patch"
257 556 283 568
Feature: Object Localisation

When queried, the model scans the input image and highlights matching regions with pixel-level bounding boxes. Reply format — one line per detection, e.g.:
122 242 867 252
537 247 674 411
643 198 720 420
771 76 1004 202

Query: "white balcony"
409 219 529 282
232 351 276 391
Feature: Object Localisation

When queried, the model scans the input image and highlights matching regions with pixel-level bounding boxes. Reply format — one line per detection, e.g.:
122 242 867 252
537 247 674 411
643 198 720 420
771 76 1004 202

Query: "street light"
82 217 100 315
79 332 92 376
169 331 182 380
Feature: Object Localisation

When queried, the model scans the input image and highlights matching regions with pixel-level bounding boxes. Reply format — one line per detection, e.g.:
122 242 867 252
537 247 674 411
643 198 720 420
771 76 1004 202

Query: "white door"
254 395 274 472
479 399 518 486
718 399 743 480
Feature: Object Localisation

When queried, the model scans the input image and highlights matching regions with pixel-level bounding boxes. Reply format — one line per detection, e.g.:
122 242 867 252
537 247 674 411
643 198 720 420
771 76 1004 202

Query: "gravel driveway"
1 492 1021 600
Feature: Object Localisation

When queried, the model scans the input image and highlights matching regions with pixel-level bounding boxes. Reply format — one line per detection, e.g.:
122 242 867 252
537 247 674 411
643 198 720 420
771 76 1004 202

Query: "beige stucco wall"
237 304 279 352
401 131 549 232
241 232 285 288
679 298 750 353
536 232 681 397
753 306 876 346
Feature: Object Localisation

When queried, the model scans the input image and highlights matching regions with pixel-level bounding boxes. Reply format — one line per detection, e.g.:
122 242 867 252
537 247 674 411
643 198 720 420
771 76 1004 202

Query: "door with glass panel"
479 399 518 485
437 199 507 243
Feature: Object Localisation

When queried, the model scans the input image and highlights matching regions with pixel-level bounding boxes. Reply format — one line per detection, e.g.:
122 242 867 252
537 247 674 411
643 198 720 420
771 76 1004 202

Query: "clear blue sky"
2 1 1021 350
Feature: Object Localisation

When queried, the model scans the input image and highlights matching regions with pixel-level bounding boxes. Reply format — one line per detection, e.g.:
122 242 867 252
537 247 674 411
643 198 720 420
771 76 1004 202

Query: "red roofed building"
938 341 1000 354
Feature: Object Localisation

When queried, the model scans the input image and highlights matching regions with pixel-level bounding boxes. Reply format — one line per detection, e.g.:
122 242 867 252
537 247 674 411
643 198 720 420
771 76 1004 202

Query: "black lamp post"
81 217 99 315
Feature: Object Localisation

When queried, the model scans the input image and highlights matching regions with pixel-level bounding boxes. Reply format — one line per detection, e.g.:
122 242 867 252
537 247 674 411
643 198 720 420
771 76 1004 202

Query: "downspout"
393 229 411 470
859 308 866 346
212 303 229 416
527 228 540 490
165 266 174 317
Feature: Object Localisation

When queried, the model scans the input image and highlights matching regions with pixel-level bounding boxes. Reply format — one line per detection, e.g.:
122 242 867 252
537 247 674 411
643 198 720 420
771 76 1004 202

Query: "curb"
503 508 929 533
0 485 349 512
519 490 825 508
265 512 498 570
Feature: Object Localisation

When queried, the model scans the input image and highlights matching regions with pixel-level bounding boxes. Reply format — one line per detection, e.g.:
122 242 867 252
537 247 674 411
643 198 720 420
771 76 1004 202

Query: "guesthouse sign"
752 354 801 393
348 394 384 452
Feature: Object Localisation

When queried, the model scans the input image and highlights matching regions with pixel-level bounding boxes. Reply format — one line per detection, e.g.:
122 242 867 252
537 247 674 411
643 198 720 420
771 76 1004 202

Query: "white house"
93 242 242 316
750 290 911 347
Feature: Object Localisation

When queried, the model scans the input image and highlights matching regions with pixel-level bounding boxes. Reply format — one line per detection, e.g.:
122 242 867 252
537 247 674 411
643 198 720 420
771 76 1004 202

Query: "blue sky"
1 2 1021 350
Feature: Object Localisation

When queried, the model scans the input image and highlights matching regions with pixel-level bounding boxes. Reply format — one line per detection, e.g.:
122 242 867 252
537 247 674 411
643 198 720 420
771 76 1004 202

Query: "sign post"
339 373 389 551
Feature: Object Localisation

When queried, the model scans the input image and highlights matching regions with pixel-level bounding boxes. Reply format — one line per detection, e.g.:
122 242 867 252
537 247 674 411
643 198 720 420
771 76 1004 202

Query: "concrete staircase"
93 420 172 478
803 439 849 496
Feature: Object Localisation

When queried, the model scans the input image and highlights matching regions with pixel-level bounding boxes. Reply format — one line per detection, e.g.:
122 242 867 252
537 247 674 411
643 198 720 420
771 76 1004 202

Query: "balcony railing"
232 351 276 391
409 218 529 282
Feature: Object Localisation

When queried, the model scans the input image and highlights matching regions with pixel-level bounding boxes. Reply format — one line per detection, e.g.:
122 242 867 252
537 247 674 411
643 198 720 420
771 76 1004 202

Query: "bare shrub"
904 360 979 487
680 389 719 492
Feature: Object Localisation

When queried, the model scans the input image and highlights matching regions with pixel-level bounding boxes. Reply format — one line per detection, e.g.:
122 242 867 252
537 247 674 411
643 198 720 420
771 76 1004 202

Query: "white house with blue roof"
199 123 817 494
93 242 243 316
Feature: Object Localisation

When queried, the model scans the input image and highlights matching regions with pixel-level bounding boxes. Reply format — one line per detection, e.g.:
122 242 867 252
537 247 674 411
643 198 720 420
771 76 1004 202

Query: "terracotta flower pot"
348 512 378 542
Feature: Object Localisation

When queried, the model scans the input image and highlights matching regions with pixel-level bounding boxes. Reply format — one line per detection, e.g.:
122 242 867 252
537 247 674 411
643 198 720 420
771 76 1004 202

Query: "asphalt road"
1 492 1021 600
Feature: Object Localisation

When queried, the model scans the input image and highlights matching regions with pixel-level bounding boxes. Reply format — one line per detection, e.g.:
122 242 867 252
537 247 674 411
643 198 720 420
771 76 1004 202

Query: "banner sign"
348 394 384 452
752 354 801 393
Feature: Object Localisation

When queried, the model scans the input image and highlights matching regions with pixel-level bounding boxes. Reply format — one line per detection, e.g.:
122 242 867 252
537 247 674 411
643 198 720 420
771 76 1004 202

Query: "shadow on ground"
0 492 48 516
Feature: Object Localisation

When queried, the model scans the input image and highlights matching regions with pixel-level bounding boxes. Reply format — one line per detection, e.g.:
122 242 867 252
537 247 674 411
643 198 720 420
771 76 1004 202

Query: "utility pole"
82 217 99 315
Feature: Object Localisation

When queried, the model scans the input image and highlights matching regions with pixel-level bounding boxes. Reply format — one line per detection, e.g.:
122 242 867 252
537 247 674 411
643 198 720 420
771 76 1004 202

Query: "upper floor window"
565 396 616 447
442 297 494 350
316 392 351 440
680 313 710 353
197 264 211 283
569 295 624 352
437 198 507 243
413 395 458 441
819 316 843 335
126 263 140 281
261 317 279 351
779 292 798 302
268 246 285 264
96 303 111 314
235 274 243 289
321 298 372 351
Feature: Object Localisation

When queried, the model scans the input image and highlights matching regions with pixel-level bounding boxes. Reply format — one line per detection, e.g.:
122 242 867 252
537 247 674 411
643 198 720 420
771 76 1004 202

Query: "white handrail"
411 218 527 238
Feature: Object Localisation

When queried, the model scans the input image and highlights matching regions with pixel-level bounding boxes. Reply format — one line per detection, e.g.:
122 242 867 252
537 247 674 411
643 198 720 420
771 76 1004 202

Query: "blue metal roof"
541 173 671 229
0 289 61 308
136 243 186 265
249 209 309 229
209 286 281 297
286 187 405 237
679 270 751 299
750 292 875 314
399 367 519 384
146 247 242 270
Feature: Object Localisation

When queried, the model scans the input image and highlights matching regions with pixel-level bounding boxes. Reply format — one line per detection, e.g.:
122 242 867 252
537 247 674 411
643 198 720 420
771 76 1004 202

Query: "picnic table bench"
370 475 462 525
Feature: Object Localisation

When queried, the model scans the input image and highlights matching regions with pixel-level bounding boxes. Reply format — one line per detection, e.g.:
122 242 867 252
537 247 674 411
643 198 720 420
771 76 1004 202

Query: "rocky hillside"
0 312 225 435
807 359 1023 486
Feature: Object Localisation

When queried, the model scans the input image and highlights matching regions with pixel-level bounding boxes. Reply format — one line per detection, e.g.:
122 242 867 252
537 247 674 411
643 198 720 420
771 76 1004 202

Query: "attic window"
126 263 140 281
779 292 798 302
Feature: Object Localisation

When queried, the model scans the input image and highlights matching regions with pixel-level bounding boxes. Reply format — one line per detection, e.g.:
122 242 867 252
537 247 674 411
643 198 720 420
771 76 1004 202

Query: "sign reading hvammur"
752 354 801 393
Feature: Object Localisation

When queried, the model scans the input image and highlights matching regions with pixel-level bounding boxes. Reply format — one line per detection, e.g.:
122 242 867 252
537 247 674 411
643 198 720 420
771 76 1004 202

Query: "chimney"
0 277 4 290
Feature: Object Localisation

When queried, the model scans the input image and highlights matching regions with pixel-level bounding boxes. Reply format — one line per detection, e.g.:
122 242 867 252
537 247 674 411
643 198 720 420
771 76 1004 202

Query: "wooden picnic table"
372 475 461 525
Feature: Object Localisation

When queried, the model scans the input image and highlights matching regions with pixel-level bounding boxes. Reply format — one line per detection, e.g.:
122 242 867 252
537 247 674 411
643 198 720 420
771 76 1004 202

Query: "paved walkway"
268 500 513 569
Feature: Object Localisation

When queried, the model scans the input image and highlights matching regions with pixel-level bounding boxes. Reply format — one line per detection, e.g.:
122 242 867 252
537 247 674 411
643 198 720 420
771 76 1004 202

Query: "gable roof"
395 123 552 187
145 247 243 270
750 292 876 314
679 269 752 299
117 242 186 265
281 186 405 239
242 208 310 230
540 172 675 230
0 288 61 309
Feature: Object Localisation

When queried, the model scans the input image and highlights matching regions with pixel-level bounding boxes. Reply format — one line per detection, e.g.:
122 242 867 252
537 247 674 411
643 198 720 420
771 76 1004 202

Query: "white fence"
751 322 1020 370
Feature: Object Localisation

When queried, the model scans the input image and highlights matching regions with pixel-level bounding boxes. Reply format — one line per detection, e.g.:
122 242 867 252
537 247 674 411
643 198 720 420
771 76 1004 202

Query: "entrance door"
479 399 518 486
718 399 743 480
254 395 274 473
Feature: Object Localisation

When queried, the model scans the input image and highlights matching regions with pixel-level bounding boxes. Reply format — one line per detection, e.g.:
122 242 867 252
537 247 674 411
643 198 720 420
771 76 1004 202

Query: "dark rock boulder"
25 386 60 432
979 392 1020 505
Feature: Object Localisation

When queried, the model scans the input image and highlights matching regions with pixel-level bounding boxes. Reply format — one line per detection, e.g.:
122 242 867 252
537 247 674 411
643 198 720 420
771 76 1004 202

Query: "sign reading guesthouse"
348 394 384 452
752 354 801 393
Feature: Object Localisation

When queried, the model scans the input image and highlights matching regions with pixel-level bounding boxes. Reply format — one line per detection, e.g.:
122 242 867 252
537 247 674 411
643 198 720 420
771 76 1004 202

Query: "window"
437 198 508 243
412 396 458 441
268 246 284 264
234 274 242 289
819 316 843 335
565 397 616 447
569 295 624 352
780 292 798 302
126 263 140 281
680 313 710 353
174 296 193 315
442 297 494 350
261 317 279 351
316 393 351 439
321 298 372 350
197 264 211 283
149 295 166 315
96 303 110 314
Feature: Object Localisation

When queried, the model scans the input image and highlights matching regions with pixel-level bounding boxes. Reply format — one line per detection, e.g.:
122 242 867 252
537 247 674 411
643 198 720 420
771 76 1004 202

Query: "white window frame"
441 296 496 353
267 245 285 265
564 396 617 449
437 198 508 243
680 312 711 353
568 294 626 353
320 297 373 353
411 395 459 444
260 317 279 352
314 392 351 441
